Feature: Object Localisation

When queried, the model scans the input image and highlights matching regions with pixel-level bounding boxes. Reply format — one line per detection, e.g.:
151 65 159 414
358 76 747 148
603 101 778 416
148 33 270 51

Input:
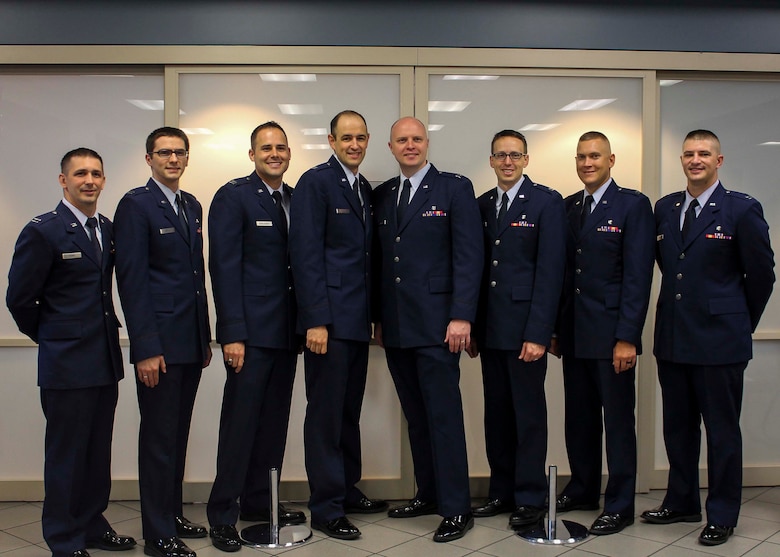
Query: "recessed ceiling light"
428 124 444 131
302 144 332 150
301 128 328 136
520 123 560 131
260 74 317 82
559 99 616 111
759 141 780 145
278 104 323 115
127 99 164 111
428 101 471 112
181 128 214 135
442 75 499 81
126 99 185 115
660 80 683 87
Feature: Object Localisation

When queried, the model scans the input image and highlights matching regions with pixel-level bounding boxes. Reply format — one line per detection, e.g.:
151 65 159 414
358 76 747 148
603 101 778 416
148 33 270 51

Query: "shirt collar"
495 175 526 208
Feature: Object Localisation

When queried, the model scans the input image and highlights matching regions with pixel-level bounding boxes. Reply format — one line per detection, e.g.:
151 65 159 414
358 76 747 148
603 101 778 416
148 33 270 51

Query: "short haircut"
61 147 103 173
578 131 611 151
146 126 189 154
684 129 720 145
491 129 527 154
330 110 367 136
250 121 288 149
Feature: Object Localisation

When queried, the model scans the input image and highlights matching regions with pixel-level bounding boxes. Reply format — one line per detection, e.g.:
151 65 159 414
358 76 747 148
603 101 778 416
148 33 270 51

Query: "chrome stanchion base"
517 464 589 545
240 468 312 548
516 519 589 545
240 524 312 548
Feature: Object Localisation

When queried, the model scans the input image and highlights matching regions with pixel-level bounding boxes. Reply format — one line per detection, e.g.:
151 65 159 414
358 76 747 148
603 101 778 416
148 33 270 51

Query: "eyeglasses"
491 152 526 161
149 149 189 159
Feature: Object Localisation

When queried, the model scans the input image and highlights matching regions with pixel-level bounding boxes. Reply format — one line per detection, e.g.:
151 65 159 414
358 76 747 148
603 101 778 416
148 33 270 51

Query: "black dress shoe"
433 514 474 543
344 496 389 514
472 498 514 517
143 537 195 557
175 516 207 539
387 498 438 518
589 512 634 535
239 504 306 525
210 525 242 553
311 516 360 540
640 507 702 524
70 551 90 557
86 530 137 551
508 506 546 527
698 523 734 546
556 494 600 513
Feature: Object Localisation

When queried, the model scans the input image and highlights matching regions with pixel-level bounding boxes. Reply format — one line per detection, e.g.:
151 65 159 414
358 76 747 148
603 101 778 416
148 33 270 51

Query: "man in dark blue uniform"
373 117 483 542
7 148 135 557
469 130 566 529
642 129 774 546
206 122 304 552
289 110 387 541
553 131 655 535
114 127 212 557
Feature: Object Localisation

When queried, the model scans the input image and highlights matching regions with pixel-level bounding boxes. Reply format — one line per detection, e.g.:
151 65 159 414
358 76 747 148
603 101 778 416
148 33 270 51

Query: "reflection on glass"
427 74 642 199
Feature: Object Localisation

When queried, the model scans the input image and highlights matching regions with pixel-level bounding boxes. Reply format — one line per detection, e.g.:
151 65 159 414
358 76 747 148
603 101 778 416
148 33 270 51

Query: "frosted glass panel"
660 79 780 333
428 74 643 199
427 73 643 477
178 72 403 483
0 73 164 338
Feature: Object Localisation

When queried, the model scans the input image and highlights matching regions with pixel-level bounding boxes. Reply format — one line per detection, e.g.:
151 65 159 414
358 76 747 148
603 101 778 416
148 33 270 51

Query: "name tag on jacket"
62 252 82 260
335 208 351 214
159 227 176 235
256 220 273 227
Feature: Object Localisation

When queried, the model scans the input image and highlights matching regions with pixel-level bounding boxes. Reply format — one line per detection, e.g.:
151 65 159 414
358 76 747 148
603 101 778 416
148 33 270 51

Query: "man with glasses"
642 129 774 546
114 127 212 557
373 117 482 542
289 110 387 541
8 148 136 557
206 122 304 552
469 130 566 530
552 131 654 536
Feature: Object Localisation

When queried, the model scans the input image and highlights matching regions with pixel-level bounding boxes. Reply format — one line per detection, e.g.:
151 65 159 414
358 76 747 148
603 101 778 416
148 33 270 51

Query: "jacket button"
495 239 501 246
575 268 581 274
679 253 685 260
576 248 582 254
575 288 581 295
492 260 498 267
490 281 497 287
676 273 683 280
675 293 682 300
395 236 401 243
395 277 401 284
394 256 400 262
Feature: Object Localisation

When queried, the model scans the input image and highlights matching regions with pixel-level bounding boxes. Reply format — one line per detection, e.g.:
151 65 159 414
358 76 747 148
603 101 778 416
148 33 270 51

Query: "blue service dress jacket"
475 176 566 350
113 178 211 364
372 164 483 347
654 183 775 365
7 202 123 388
558 180 656 358
289 155 373 342
209 172 297 350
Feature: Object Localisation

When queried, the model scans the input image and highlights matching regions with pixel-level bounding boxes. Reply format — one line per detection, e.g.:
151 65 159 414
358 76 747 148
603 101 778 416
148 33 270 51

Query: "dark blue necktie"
397 179 411 224
86 217 102 262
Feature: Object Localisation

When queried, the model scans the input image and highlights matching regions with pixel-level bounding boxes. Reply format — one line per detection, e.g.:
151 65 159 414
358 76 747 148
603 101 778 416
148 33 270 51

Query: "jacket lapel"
58 202 101 268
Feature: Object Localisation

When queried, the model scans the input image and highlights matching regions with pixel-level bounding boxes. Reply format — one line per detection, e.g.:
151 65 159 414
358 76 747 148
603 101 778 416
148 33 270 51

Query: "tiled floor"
3 489 780 557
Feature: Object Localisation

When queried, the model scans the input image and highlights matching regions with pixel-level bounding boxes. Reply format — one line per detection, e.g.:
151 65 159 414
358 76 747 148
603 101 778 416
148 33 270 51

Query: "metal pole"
269 468 279 545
